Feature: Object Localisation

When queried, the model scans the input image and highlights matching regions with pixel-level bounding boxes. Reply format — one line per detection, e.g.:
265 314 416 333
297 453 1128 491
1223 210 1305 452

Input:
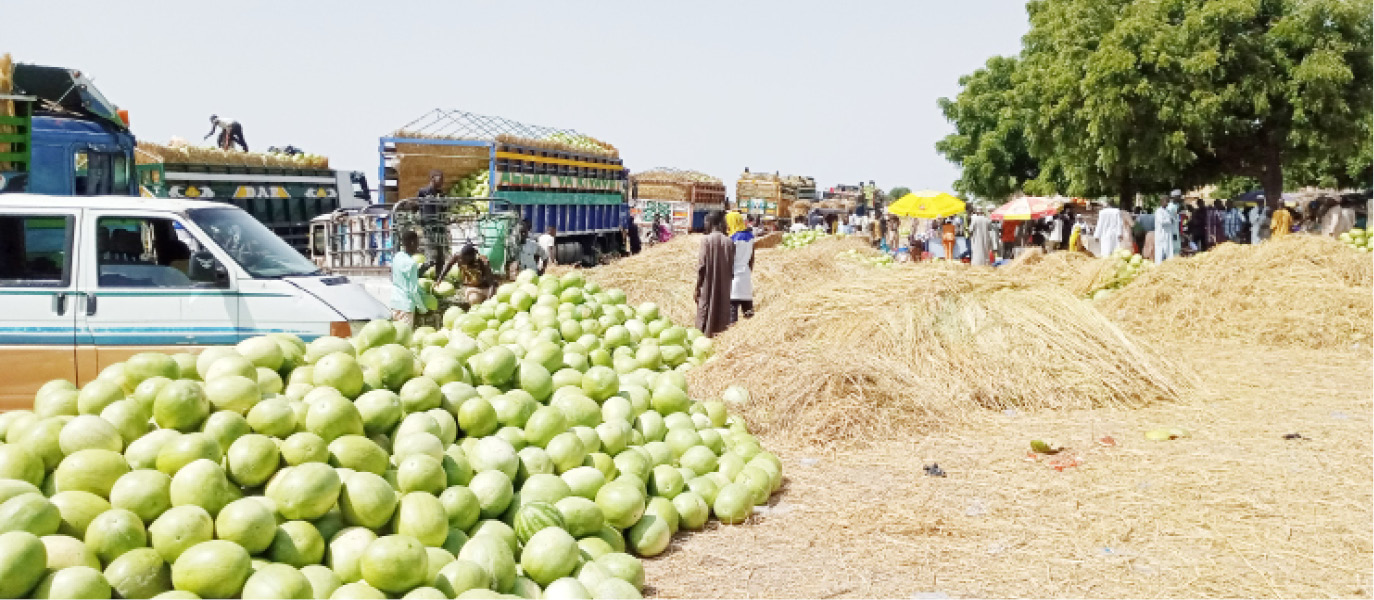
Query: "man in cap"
204 115 248 152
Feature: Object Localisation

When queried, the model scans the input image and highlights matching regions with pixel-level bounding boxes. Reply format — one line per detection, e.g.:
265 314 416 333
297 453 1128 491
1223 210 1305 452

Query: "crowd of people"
853 191 1365 266
389 192 1364 333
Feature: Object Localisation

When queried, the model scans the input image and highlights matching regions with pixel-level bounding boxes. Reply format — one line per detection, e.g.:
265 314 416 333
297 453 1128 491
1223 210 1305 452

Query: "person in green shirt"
389 230 430 326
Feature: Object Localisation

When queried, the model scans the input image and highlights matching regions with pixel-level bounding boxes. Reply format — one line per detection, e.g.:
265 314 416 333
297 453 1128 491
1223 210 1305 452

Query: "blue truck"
1 63 137 196
0 60 370 257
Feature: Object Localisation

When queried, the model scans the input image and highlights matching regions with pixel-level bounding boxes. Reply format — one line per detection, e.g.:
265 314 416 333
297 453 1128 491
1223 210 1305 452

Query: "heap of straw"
687 263 1191 448
1001 248 1110 295
573 236 1190 449
562 235 873 328
1097 234 1373 349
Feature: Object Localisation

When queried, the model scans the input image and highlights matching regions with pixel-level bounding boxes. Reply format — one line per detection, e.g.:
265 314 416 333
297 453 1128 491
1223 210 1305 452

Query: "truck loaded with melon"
735 171 814 226
630 168 726 235
309 110 633 313
379 109 630 266
0 54 371 257
134 142 372 256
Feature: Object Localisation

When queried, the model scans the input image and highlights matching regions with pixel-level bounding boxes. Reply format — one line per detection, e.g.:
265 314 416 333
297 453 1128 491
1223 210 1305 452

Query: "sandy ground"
646 344 1373 598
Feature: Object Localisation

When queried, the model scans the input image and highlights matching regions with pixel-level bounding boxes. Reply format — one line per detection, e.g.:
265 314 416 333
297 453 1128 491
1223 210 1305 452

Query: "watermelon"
513 501 566 546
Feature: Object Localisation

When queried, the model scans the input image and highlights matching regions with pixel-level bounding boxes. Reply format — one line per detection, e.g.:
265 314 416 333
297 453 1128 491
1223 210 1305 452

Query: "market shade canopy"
887 190 965 219
991 196 1059 221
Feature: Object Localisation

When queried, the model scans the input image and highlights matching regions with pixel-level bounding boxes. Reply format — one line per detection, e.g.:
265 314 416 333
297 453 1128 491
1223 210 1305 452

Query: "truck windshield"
187 207 322 278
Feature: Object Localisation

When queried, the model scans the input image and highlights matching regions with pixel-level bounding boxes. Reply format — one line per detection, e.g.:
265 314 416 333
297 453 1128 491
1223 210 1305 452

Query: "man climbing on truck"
204 115 249 152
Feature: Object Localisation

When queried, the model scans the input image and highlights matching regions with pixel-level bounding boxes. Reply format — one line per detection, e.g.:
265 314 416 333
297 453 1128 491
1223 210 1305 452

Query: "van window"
0 215 74 287
188 207 322 278
96 216 225 288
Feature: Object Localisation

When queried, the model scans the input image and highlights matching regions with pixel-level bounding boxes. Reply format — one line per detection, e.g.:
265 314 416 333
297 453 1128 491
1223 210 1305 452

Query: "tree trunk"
1260 138 1284 211
1118 181 1137 212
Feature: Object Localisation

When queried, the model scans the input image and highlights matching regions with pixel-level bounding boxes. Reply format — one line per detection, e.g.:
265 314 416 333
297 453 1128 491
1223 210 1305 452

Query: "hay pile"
1002 247 1105 295
688 265 1192 448
574 237 1192 449
567 235 871 328
1098 235 1373 349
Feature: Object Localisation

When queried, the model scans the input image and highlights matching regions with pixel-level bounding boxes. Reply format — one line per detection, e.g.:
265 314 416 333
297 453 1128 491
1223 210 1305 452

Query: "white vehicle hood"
285 275 390 321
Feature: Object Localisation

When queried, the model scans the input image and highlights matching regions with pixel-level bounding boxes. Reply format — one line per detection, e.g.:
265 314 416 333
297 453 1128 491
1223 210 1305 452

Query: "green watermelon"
513 502 565 546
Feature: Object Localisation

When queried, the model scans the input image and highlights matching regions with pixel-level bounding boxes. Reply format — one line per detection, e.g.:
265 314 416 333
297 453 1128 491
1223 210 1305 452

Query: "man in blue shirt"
389 230 429 327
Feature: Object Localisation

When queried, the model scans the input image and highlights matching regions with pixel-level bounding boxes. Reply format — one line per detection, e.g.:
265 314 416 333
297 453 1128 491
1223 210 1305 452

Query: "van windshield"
187 207 322 278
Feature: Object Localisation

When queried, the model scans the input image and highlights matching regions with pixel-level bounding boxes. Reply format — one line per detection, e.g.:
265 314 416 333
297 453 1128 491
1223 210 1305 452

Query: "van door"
0 208 81 408
77 209 239 373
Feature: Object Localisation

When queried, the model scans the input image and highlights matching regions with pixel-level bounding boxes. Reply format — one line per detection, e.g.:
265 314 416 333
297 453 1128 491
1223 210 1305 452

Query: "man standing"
1249 200 1271 244
969 209 993 266
204 115 248 152
1095 201 1124 256
621 211 641 255
695 212 735 338
1223 201 1245 242
1188 199 1210 251
1153 196 1178 263
389 230 429 327
1207 200 1227 247
1270 202 1293 238
539 227 557 266
516 221 548 275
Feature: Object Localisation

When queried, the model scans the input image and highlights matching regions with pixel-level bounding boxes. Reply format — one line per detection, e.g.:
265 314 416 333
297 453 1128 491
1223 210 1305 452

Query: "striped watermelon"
515 501 567 545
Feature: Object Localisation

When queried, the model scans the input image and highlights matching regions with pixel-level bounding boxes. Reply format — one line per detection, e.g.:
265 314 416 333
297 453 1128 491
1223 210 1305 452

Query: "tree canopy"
937 0 1372 207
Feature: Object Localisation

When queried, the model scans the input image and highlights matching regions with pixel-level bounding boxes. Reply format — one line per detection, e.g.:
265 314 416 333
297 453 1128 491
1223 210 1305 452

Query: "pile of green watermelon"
0 270 781 599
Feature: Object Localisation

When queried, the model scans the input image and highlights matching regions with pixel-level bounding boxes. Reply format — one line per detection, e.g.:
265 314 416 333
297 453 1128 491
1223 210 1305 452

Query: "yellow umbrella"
886 190 965 219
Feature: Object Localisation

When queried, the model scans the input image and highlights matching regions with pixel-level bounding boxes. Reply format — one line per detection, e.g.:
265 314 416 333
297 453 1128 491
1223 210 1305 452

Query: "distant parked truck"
380 109 630 266
631 168 727 234
737 171 812 226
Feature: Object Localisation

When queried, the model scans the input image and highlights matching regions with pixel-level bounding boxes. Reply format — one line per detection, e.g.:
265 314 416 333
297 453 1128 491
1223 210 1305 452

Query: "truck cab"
0 63 137 197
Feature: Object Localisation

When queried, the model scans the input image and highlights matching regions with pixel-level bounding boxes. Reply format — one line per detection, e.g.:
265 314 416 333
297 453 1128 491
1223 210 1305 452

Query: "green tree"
1019 0 1194 208
888 186 911 200
934 56 1045 201
1174 0 1372 204
939 0 1372 208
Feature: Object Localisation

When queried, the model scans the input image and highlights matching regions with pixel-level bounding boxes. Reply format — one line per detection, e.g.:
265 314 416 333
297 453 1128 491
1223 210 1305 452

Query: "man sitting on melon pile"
438 244 496 308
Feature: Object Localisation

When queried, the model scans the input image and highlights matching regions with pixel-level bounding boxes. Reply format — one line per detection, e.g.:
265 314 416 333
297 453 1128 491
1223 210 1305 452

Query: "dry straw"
576 236 1192 449
1098 235 1372 349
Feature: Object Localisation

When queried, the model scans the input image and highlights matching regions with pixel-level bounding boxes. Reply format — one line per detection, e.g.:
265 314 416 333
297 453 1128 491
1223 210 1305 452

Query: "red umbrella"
991 196 1059 221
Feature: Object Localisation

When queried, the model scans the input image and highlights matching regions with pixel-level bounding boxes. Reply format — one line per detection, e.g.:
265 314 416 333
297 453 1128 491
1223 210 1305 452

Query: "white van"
0 194 390 406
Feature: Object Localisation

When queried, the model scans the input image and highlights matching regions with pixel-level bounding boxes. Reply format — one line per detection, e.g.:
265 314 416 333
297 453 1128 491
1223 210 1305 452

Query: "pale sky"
8 0 1029 196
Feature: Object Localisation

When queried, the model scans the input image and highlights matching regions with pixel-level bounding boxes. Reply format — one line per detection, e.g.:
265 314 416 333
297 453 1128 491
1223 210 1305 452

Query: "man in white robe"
969 210 993 266
1095 203 1124 256
1154 199 1177 263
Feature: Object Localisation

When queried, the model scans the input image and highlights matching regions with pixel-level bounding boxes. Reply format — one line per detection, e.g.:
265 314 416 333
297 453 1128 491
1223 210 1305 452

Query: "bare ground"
646 344 1373 598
